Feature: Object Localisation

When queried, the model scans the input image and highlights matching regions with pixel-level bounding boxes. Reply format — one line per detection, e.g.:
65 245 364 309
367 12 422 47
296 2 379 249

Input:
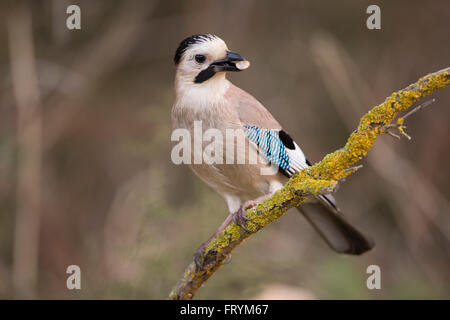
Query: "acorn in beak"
194 51 250 83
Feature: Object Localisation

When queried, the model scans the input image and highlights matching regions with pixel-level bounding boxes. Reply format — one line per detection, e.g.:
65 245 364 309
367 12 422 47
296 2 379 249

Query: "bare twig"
402 98 435 120
310 32 450 288
381 98 436 140
169 67 450 299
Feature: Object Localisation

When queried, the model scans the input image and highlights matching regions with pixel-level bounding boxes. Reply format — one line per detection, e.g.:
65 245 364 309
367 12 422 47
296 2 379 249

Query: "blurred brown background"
0 0 449 299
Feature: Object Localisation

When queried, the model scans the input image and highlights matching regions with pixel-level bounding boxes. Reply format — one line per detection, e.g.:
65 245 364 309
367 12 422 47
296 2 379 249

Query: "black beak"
194 51 246 83
209 51 246 72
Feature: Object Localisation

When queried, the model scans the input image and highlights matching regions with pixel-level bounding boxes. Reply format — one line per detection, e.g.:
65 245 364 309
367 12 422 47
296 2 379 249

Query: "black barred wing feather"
243 126 309 177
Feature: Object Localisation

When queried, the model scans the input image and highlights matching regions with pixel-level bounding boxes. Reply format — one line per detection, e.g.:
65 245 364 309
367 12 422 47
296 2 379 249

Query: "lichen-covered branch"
168 67 450 300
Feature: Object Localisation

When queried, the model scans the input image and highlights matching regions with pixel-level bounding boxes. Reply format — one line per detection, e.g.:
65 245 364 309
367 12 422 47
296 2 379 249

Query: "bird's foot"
232 199 258 233
194 244 233 268
193 194 271 268
233 194 273 232
194 242 208 268
224 254 232 264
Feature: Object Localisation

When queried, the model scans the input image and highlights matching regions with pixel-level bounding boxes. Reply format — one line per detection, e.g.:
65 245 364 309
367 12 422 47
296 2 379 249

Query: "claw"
224 254 232 264
194 244 206 268
233 202 255 233
192 195 271 267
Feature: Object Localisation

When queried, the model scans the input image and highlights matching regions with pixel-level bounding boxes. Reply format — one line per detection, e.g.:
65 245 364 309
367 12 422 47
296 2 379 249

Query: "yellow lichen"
203 69 450 261
169 68 450 300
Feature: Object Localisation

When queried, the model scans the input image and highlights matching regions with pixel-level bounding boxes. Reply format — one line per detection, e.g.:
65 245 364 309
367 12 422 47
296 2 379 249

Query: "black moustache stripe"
194 66 217 83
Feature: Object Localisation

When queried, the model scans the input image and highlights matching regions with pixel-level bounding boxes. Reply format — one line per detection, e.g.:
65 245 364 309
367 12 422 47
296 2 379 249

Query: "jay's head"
174 34 249 85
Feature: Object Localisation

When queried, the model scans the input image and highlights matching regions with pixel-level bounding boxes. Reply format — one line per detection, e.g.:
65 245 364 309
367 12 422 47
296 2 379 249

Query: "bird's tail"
296 195 374 255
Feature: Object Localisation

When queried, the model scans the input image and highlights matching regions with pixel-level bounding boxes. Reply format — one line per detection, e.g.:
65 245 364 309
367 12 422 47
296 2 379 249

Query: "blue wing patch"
244 125 290 170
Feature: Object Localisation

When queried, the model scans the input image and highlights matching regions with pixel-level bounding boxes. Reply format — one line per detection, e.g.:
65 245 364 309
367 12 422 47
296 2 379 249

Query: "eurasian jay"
171 34 373 265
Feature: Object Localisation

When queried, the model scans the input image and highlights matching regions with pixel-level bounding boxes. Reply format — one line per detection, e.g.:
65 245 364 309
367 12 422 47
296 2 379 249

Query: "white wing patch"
284 141 309 176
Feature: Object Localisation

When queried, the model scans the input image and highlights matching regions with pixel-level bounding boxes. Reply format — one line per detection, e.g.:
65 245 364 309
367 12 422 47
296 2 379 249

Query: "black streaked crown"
174 34 217 65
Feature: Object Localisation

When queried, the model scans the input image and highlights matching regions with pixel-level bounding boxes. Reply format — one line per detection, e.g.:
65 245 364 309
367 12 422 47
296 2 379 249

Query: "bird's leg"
194 212 234 268
232 193 272 233
193 193 272 268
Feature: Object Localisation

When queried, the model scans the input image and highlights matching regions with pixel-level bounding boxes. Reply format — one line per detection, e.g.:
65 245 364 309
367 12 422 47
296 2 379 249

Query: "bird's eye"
195 54 206 64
